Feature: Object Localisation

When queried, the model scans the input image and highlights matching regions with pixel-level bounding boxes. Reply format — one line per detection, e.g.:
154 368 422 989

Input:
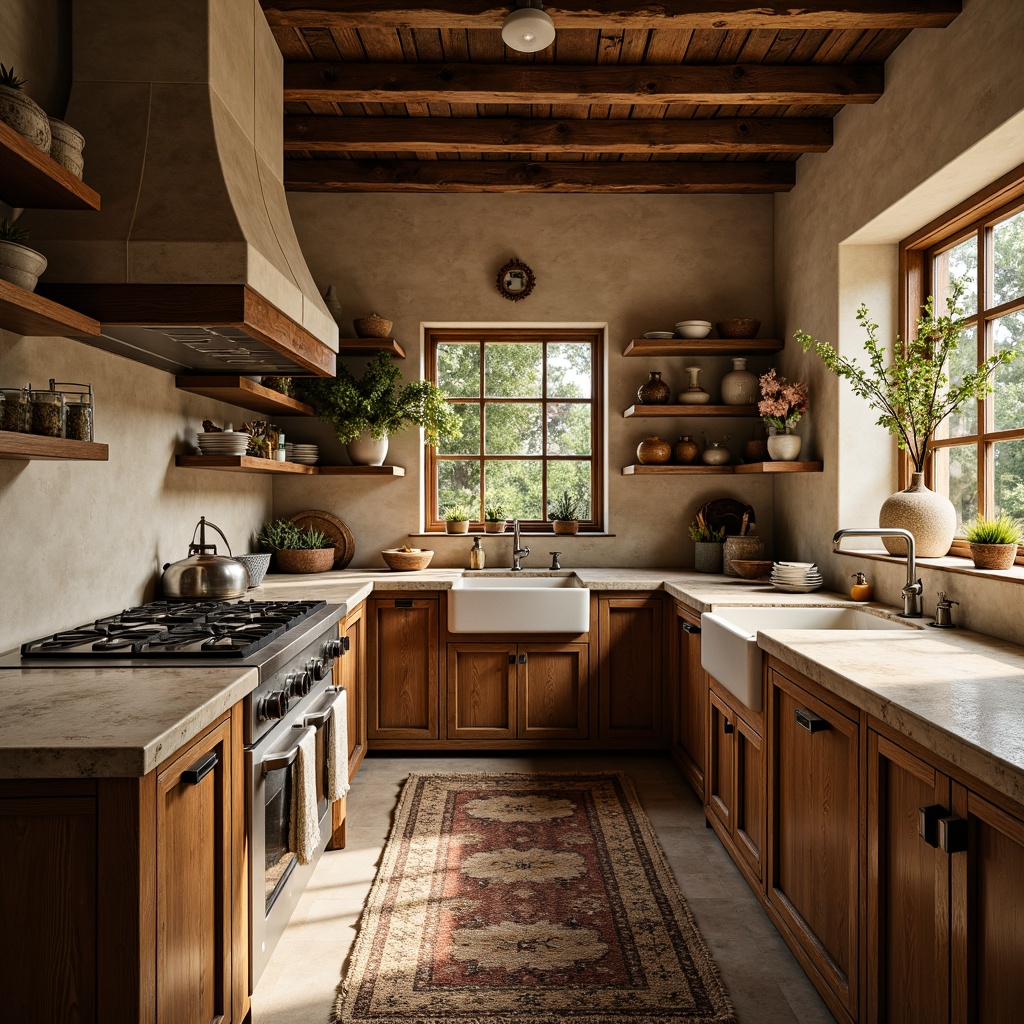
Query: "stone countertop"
0 665 258 779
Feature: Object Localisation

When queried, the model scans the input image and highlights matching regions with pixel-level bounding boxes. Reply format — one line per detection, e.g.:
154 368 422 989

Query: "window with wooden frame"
425 328 604 532
902 165 1024 558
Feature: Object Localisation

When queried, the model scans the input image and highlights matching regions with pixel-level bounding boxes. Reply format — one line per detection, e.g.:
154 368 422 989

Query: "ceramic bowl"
675 324 712 339
233 553 271 588
715 318 761 339
730 559 774 580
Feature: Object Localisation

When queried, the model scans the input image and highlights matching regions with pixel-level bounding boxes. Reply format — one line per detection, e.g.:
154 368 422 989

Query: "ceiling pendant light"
501 0 556 53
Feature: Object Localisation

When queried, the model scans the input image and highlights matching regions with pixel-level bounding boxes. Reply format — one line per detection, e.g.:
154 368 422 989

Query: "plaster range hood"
28 0 338 377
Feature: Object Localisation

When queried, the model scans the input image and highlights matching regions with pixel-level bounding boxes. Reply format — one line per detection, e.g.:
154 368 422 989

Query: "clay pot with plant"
549 489 583 535
0 64 51 151
689 511 725 574
484 504 509 533
258 519 335 574
443 504 472 534
963 514 1021 570
0 217 47 293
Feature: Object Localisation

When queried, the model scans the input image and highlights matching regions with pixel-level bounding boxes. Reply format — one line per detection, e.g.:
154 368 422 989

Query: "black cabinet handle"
182 751 218 785
939 815 968 854
518 653 527 664
795 709 828 733
508 654 516 665
681 622 701 634
723 720 734 734
395 599 413 609
341 634 351 652
918 804 946 847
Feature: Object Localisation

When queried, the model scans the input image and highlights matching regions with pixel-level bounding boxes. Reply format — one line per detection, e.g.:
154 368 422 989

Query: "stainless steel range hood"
29 0 338 376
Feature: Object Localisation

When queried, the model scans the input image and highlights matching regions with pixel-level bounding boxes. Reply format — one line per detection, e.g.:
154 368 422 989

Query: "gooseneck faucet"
511 519 530 571
832 527 923 617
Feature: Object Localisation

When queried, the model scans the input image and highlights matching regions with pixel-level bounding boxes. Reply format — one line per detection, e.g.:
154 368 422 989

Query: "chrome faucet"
833 527 923 617
511 519 530 571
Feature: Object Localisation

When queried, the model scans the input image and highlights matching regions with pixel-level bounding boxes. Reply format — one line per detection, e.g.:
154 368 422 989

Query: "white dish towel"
328 688 350 803
289 727 321 865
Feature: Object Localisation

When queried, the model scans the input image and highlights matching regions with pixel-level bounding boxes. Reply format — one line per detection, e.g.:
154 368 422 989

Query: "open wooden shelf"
319 464 405 476
174 376 315 416
623 338 784 358
623 461 822 476
733 461 823 474
0 121 101 210
624 404 758 418
0 431 108 461
338 338 406 358
175 456 405 477
0 278 100 337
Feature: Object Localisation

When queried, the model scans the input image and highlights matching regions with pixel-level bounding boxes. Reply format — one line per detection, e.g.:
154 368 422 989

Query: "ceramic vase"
721 357 759 405
0 84 50 151
322 284 344 325
678 365 711 405
636 436 672 464
637 371 671 405
673 435 698 464
878 472 957 557
767 431 802 461
694 541 724 574
346 430 388 466
47 117 85 178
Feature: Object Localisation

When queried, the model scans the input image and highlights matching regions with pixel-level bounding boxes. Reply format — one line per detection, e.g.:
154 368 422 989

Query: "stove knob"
263 689 290 721
287 671 310 698
308 657 328 681
322 638 344 661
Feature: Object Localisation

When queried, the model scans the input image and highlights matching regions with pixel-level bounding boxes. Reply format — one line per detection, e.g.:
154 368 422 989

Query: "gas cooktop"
19 599 327 660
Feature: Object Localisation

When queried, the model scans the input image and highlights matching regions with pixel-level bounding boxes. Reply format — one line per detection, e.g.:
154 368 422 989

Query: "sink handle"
795 708 828 733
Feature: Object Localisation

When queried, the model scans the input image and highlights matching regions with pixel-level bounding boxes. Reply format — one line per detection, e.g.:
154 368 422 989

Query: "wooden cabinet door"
518 643 589 740
734 715 765 883
598 595 663 741
768 667 860 1021
447 643 517 739
673 603 707 799
368 597 439 740
338 604 367 775
950 785 1024 1024
156 717 233 1024
707 689 734 832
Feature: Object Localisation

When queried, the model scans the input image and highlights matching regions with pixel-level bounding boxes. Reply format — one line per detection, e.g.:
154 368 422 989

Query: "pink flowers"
758 369 809 432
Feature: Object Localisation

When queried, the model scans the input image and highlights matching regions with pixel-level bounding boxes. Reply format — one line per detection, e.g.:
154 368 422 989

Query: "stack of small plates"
643 331 676 340
196 431 250 456
285 443 319 465
770 561 824 593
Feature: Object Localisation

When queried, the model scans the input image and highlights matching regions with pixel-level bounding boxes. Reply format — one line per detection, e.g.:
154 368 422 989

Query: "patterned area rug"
332 772 735 1023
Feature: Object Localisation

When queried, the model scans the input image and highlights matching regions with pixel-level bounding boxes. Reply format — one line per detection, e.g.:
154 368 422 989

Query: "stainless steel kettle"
162 517 249 599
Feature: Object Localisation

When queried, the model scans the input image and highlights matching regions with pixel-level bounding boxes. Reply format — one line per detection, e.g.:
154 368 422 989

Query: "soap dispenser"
469 537 485 571
850 572 873 602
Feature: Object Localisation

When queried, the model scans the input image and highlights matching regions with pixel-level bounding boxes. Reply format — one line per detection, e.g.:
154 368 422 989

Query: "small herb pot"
693 541 724 573
446 520 470 534
968 542 1017 570
484 520 508 533
275 548 335 574
553 520 579 535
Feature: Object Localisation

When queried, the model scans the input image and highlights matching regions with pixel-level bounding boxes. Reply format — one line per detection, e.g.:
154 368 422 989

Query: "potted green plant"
0 64 50 152
258 518 335 574
963 514 1021 570
484 504 509 534
443 503 472 534
549 489 582 535
0 217 47 293
296 352 459 466
689 512 725 573
797 284 1011 557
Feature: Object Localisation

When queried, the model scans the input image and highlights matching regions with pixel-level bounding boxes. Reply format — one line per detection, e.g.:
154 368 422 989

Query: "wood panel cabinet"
330 602 367 850
671 602 707 799
368 595 440 740
447 642 516 739
707 689 734 832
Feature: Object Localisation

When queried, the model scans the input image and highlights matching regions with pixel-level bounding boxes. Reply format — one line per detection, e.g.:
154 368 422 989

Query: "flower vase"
678 365 710 405
878 471 956 557
767 429 801 461
637 371 671 405
721 357 759 405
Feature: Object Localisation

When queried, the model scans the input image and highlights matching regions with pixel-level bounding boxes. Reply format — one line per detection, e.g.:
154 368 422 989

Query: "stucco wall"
773 0 1024 638
279 192 777 569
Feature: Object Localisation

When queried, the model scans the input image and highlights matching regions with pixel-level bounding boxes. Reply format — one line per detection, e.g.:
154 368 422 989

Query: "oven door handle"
260 725 317 774
302 687 345 730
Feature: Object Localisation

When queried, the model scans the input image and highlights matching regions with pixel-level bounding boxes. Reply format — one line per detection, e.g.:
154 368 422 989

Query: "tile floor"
250 752 836 1023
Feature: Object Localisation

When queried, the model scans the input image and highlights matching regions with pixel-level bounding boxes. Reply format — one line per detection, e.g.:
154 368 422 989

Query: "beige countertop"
0 665 258 779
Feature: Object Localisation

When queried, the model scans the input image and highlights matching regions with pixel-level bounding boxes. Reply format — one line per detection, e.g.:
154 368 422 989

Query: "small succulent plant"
549 489 582 522
258 519 331 551
0 64 27 90
442 503 471 522
963 514 1022 546
0 217 29 244
484 504 508 522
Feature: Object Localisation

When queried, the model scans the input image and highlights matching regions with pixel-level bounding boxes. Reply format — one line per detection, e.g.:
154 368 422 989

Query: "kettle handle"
189 516 233 557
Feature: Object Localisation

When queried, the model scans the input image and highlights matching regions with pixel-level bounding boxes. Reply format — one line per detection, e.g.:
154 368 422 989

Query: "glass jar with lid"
29 389 65 437
52 381 94 442
1 388 31 433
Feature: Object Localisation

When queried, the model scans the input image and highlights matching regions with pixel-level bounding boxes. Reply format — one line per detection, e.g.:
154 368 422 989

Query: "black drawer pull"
518 653 527 664
395 599 414 609
682 622 701 634
182 751 218 785
939 815 968 854
918 804 946 847
795 709 828 733
341 634 351 652
508 654 516 665
723 720 734 734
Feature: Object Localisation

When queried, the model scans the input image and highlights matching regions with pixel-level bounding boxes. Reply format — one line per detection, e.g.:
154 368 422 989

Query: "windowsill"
840 548 1024 586
410 532 617 538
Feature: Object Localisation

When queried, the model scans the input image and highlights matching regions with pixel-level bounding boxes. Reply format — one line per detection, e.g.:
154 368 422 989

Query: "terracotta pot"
637 371 671 405
767 432 802 461
637 436 672 464
553 520 579 535
0 84 50 151
346 431 388 466
445 521 470 534
878 472 956 557
483 520 507 533
968 542 1017 570
673 435 698 464
275 548 335 574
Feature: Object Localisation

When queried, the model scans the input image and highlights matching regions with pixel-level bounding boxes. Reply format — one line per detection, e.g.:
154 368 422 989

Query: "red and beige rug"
332 772 735 1023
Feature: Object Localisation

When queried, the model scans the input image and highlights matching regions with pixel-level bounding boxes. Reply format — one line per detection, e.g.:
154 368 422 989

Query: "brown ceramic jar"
637 371 671 405
673 435 699 464
637 436 672 464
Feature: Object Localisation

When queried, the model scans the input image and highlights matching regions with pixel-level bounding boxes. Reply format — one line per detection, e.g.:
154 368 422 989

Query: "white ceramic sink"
700 606 918 712
448 575 590 633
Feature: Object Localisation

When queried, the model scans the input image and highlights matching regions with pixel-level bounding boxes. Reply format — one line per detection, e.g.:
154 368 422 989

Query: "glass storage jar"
29 390 65 437
50 381 95 442
1 388 31 432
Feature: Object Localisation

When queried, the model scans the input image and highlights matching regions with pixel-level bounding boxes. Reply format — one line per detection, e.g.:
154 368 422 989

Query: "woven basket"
353 313 393 338
275 548 335 574
381 548 434 571
715 318 761 339
969 542 1017 570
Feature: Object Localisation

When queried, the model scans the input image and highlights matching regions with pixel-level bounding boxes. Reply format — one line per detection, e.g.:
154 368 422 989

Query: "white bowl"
676 320 712 327
676 325 712 339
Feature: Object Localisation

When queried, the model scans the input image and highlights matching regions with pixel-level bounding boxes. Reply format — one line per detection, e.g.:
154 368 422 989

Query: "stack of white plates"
196 431 250 456
770 561 824 593
285 443 319 465
675 319 713 339
643 331 676 340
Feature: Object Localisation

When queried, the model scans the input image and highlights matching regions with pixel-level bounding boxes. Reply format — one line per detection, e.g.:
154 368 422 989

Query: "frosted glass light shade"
501 7 555 52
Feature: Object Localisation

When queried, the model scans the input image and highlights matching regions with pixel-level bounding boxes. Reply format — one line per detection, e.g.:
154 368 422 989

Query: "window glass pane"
939 326 977 439
547 402 592 455
993 310 1024 432
437 343 480 398
485 342 542 397
437 460 480 520
485 402 542 455
934 235 978 316
993 208 1024 307
547 462 592 521
994 438 1024 525
484 461 543 519
933 443 978 535
439 404 480 455
546 343 592 398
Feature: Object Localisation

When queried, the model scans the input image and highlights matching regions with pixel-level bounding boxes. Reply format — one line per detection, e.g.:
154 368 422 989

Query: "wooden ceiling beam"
284 62 884 106
285 115 833 154
261 1 961 31
283 158 797 193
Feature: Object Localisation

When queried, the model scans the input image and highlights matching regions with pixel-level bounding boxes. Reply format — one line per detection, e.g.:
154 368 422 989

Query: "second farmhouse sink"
700 606 919 712
448 575 590 634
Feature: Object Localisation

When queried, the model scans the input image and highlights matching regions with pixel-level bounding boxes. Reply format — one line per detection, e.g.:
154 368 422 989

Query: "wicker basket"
969 542 1017 570
353 313 393 338
381 548 434 571
275 548 335 574
715 318 761 339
